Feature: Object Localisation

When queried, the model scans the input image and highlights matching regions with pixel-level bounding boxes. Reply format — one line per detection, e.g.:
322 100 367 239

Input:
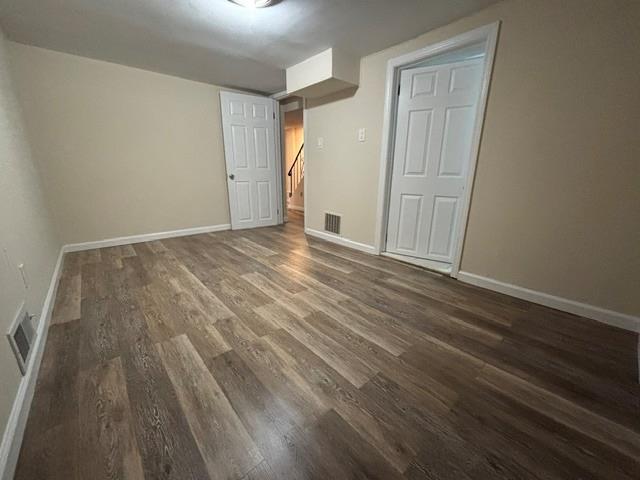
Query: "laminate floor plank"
478 364 640 460
266 328 432 472
446 384 595 480
294 288 411 356
14 422 79 480
227 236 279 258
78 357 144 480
242 461 277 480
157 335 263 480
15 212 639 480
137 283 189 339
208 277 282 336
513 305 639 380
32 320 82 430
384 274 525 327
489 336 640 430
279 253 505 356
210 350 316 480
275 262 352 302
226 330 331 429
452 380 639 480
80 261 111 300
116 301 211 480
51 271 81 324
78 297 121 367
242 271 316 319
304 409 406 480
15 324 82 480
256 303 378 388
364 373 495 480
306 310 458 408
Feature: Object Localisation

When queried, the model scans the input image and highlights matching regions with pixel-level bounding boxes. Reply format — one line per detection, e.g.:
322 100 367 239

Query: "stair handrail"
288 143 304 177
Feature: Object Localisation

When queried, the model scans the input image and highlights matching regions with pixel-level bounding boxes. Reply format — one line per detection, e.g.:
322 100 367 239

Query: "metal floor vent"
324 212 341 235
7 304 35 375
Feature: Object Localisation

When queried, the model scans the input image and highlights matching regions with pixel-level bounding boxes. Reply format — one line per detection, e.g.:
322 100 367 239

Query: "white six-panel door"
220 91 279 230
386 58 483 264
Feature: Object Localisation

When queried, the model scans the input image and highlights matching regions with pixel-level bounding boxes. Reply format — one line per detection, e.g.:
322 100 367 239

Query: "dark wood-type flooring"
15 209 640 479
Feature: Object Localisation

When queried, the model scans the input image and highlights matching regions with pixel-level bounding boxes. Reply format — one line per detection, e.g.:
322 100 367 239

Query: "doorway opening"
374 22 500 277
280 96 305 227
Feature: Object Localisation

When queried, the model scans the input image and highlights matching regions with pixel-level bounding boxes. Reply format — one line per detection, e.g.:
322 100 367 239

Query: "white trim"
274 98 285 225
381 252 451 274
287 205 305 212
280 101 302 113
0 247 65 480
63 224 231 253
270 90 289 100
302 105 308 231
458 271 640 333
305 228 376 254
279 103 288 224
374 22 501 279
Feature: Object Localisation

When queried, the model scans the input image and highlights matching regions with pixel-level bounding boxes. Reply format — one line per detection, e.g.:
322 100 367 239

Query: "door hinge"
397 83 401 96
273 112 276 119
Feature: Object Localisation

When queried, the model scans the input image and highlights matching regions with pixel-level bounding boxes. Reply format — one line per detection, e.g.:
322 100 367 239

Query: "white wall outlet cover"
358 128 366 142
317 137 324 149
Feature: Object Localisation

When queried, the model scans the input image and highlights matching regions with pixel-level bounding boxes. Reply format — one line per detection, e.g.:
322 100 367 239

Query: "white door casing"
220 91 279 230
386 58 484 264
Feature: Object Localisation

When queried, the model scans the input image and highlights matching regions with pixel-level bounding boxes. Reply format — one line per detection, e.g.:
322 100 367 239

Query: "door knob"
228 174 235 180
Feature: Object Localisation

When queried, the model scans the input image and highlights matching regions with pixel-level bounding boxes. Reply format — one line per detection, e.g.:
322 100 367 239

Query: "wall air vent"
7 303 36 375
324 212 341 235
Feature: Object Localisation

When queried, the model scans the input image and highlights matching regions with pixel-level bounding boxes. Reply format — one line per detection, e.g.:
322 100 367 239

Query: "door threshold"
381 252 452 275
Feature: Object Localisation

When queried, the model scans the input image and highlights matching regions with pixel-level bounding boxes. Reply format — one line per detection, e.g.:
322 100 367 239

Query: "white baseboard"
63 223 231 253
458 271 640 333
287 205 305 212
0 247 65 480
305 228 376 255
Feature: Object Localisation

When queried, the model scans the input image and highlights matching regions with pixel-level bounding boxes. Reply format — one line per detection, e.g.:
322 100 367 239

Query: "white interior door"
386 57 483 265
220 91 279 230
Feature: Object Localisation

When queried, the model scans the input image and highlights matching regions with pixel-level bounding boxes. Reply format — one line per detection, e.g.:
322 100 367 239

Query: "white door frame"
302 103 308 231
278 102 288 223
275 98 307 228
274 100 285 225
373 22 500 278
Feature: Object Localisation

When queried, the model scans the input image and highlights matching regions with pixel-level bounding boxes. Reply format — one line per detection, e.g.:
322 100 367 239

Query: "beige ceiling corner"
286 48 359 98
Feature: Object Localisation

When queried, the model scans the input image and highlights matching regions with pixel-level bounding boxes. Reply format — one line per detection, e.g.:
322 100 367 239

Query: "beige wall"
0 30 60 449
306 0 640 317
8 42 231 245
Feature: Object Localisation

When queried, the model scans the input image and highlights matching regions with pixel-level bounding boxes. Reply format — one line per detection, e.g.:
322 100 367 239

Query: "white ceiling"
0 0 499 93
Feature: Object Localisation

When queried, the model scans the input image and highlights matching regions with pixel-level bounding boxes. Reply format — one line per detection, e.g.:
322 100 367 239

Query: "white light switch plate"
358 128 366 142
317 137 324 149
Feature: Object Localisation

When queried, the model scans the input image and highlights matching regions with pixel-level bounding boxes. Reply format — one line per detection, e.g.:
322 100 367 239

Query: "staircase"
288 143 304 200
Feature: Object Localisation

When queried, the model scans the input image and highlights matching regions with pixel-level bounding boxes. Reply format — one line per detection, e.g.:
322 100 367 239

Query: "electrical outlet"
358 128 366 142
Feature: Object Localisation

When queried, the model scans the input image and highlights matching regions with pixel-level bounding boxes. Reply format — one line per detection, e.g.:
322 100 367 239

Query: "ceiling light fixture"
229 0 273 8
